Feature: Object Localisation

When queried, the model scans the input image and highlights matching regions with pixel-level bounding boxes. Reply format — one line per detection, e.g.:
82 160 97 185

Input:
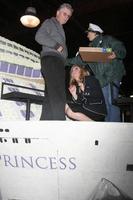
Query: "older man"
35 3 73 120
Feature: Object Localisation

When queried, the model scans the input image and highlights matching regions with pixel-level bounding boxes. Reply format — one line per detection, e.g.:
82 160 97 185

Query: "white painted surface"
0 122 133 200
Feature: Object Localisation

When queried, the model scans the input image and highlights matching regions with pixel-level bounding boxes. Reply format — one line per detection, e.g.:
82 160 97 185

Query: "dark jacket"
66 34 126 88
68 76 107 116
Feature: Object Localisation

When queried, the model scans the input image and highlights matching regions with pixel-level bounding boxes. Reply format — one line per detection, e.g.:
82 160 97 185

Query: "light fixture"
20 7 40 28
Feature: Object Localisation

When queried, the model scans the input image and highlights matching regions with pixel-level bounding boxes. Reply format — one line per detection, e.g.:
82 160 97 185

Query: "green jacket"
66 35 126 87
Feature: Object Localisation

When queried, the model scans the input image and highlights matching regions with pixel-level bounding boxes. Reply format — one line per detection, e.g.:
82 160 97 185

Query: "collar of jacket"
90 35 103 47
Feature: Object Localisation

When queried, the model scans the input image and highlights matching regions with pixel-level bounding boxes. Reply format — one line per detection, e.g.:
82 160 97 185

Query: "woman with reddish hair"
65 65 107 121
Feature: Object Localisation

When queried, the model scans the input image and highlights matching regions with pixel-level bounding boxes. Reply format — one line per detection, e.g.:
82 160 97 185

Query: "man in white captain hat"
66 22 126 122
86 23 104 33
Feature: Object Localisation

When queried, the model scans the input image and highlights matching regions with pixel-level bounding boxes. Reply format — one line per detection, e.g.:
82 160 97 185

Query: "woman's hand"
78 82 84 91
69 85 77 99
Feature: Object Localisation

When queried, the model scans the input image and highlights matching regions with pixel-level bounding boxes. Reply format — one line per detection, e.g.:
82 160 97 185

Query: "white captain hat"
86 23 103 33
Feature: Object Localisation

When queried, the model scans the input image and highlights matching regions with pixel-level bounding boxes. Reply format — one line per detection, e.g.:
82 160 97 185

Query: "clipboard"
79 47 112 62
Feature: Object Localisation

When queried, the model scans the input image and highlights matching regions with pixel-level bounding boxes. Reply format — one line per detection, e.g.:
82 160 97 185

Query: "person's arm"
65 104 93 121
107 36 126 60
69 85 77 100
35 19 62 50
65 54 86 66
69 84 84 105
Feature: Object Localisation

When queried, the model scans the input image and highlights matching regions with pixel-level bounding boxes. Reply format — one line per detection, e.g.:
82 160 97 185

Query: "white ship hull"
0 121 133 200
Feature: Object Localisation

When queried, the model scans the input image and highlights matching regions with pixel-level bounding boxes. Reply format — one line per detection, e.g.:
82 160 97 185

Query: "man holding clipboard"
67 23 126 122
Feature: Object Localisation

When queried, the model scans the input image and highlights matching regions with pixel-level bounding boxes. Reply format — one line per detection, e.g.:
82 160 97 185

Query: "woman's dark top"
67 75 107 121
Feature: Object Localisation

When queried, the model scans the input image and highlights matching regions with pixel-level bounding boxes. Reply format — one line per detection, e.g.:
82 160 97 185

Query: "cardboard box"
79 47 112 62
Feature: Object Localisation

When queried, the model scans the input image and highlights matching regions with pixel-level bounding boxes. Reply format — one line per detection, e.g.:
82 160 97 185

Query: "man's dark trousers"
40 55 66 120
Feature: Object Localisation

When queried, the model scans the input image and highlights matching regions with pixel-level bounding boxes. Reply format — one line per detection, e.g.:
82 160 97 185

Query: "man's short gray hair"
58 3 73 14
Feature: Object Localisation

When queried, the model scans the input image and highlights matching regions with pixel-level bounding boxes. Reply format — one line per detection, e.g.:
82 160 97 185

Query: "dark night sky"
0 0 133 95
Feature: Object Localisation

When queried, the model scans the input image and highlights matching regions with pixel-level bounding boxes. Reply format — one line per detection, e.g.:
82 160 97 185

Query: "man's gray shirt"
35 17 68 61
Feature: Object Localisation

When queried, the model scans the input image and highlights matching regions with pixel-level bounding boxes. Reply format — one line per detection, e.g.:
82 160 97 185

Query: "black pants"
40 55 66 120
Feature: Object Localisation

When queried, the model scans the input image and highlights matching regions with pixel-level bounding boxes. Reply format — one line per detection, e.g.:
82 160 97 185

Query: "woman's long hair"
69 65 89 86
